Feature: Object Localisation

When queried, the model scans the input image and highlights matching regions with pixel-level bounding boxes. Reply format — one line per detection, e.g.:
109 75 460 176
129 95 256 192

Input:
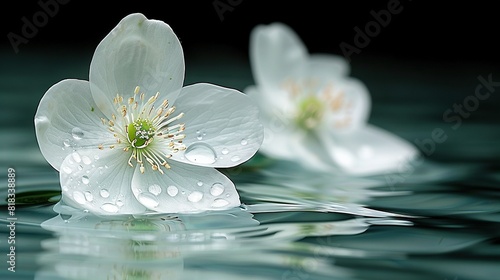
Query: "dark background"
2 0 500 64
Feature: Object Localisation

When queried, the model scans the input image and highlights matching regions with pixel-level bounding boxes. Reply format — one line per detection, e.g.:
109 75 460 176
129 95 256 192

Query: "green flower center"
296 96 324 130
99 86 186 174
127 119 155 148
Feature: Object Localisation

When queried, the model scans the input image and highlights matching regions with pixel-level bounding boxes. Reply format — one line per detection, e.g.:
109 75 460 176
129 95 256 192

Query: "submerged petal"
35 79 114 171
131 161 240 213
90 13 184 118
170 83 263 168
60 148 147 215
319 125 419 175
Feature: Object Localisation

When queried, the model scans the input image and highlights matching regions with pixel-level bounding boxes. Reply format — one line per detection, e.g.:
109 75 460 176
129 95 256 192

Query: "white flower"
34 13 263 215
245 23 418 175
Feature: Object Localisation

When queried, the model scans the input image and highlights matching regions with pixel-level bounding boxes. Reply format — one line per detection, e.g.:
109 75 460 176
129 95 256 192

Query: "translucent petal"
250 22 308 98
170 83 263 168
90 13 184 118
34 79 114 171
131 161 240 213
59 148 147 215
318 125 419 175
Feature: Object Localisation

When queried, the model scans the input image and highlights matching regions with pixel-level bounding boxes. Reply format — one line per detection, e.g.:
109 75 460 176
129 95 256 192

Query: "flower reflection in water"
37 194 412 279
38 204 259 279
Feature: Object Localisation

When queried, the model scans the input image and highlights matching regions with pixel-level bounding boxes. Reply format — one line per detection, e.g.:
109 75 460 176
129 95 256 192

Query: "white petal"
170 83 263 168
250 22 308 91
246 84 298 160
59 148 147 215
261 125 336 172
90 13 184 118
272 54 351 87
319 125 419 175
131 161 240 213
34 79 114 171
305 54 350 79
245 85 295 122
319 77 371 132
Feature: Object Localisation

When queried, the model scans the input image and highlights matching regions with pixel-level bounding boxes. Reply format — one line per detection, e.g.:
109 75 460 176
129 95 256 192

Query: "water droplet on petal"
100 189 110 198
240 139 248 145
221 148 229 155
231 155 241 162
72 152 81 163
62 166 72 174
148 184 162 196
116 200 124 207
60 213 71 223
210 183 224 196
101 203 118 213
185 143 217 164
82 156 92 165
211 198 230 208
188 191 203 202
82 175 90 185
84 191 93 202
77 165 83 171
63 139 71 147
167 185 178 197
197 134 203 140
73 191 86 204
138 193 159 208
94 155 100 160
72 127 84 140
197 181 203 187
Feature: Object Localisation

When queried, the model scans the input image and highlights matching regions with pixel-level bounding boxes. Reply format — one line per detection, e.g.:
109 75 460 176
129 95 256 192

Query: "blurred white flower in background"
34 13 263 216
245 23 418 175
